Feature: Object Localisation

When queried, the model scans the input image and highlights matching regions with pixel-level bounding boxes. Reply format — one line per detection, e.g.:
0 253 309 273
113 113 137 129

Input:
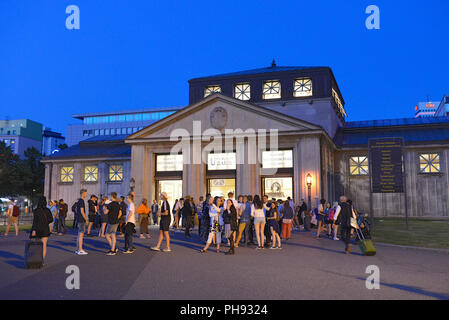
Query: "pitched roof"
42 136 130 161
336 116 449 147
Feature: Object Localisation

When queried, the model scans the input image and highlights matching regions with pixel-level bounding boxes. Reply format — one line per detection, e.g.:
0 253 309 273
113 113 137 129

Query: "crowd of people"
23 188 360 263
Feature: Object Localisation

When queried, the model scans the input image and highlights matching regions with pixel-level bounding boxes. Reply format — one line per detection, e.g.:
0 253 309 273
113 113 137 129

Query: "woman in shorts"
251 195 266 250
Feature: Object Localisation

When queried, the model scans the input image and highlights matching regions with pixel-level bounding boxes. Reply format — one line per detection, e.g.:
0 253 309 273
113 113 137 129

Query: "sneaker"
256 246 262 250
162 248 172 252
123 250 133 254
333 237 340 241
106 250 116 256
151 247 161 251
76 250 88 255
277 246 283 250
269 246 277 250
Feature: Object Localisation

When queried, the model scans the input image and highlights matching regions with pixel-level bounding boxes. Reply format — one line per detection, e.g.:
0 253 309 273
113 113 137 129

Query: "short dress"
267 209 280 234
30 208 51 239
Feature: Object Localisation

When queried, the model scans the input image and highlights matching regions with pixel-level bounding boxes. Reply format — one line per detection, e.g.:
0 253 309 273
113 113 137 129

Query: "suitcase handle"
355 227 366 241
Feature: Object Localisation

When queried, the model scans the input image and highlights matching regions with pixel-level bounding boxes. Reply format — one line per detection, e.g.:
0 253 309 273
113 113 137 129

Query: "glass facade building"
65 107 181 146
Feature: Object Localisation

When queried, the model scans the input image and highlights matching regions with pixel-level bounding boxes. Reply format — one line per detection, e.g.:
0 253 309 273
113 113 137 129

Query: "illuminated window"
349 156 369 175
419 153 441 173
293 78 312 97
332 88 347 117
60 166 74 182
84 166 98 182
263 80 281 99
262 150 293 168
109 165 123 181
204 85 221 97
156 154 183 172
234 83 251 101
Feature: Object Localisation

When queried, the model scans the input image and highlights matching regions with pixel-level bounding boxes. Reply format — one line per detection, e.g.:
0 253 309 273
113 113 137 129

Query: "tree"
20 147 45 205
0 141 21 197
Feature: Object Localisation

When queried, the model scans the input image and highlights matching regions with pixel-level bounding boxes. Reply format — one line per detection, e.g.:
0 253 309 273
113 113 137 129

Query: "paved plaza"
0 227 448 300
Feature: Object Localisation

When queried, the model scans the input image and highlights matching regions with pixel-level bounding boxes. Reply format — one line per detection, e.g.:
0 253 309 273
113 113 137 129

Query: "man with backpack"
4 199 20 237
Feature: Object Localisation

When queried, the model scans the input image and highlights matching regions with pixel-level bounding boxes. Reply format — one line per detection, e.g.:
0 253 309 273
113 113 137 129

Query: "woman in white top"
251 195 266 249
201 196 223 253
124 193 136 253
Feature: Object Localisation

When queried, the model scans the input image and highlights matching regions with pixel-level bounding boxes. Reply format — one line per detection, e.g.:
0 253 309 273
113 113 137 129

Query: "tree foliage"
0 142 45 203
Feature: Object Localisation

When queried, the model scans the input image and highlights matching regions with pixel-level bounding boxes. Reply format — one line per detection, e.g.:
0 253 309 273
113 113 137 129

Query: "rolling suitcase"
25 240 44 269
355 227 376 256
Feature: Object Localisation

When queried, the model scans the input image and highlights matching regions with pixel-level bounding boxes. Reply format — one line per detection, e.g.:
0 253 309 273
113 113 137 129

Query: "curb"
375 242 449 254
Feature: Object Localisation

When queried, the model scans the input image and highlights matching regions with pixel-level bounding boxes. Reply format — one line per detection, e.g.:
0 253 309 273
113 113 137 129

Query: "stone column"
296 136 321 209
131 144 149 205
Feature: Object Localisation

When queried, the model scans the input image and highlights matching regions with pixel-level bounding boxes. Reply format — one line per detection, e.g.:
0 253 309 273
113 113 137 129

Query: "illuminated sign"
207 153 236 170
262 150 293 168
156 154 183 172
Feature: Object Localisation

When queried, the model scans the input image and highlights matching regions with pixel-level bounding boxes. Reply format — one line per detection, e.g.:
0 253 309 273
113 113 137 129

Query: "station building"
42 63 449 218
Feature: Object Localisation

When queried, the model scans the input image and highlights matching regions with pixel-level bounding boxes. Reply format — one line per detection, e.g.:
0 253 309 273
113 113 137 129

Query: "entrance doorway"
208 178 235 198
157 180 182 219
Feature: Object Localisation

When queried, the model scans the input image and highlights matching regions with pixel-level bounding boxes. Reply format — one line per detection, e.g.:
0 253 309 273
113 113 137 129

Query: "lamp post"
306 173 312 211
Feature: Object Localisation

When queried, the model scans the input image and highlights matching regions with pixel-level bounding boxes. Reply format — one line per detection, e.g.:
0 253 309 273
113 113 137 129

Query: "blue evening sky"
0 0 448 135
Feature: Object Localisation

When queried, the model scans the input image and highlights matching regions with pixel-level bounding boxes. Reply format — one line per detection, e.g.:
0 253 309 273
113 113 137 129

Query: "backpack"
328 208 336 221
71 201 78 214
12 205 20 217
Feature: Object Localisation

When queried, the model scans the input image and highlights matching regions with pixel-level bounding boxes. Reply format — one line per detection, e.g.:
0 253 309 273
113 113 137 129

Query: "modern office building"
0 119 43 158
434 95 449 117
42 129 66 156
43 63 449 218
414 101 438 118
65 107 182 146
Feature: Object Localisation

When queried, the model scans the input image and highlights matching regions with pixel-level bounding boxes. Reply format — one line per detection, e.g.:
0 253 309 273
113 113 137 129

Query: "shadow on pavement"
0 250 24 269
355 277 449 300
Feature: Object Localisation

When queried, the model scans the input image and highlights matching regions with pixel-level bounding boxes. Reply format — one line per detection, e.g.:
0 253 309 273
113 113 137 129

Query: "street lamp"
306 173 312 210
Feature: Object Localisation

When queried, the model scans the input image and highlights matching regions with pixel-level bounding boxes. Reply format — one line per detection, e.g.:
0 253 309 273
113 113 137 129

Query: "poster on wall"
263 177 293 200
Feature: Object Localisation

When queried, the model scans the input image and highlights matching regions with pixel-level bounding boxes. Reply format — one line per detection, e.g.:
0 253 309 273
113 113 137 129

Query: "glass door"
158 180 182 220
208 178 235 198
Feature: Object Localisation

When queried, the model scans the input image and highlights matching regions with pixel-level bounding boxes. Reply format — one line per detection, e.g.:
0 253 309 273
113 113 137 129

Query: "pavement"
0 226 448 300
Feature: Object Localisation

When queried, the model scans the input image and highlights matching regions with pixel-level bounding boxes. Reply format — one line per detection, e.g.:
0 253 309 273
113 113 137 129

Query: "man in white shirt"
124 193 136 254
